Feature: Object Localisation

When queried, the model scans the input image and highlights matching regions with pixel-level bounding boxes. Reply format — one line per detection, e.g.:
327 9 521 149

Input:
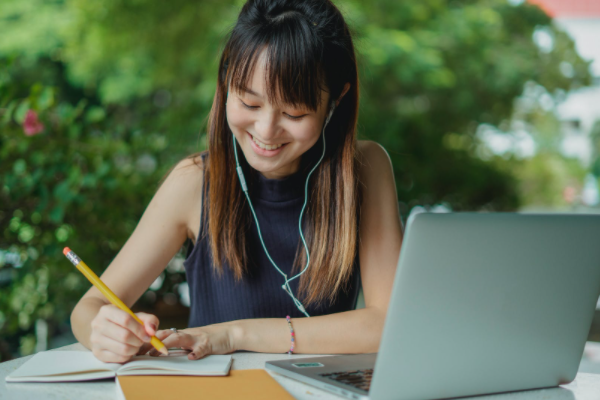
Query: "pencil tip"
159 347 169 355
63 247 71 256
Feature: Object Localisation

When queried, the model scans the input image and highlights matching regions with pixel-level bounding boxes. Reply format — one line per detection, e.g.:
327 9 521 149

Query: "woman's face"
226 49 332 180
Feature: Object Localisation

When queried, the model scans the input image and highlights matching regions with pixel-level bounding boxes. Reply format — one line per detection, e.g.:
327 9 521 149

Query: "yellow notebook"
116 369 295 400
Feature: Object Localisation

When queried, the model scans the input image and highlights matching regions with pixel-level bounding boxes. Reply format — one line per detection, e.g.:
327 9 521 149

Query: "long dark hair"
204 0 361 307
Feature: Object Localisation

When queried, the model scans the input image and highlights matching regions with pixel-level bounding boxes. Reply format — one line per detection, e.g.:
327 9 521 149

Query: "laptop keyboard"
319 368 373 392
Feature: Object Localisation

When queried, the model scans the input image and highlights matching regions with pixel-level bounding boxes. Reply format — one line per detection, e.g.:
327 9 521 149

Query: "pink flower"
23 110 45 136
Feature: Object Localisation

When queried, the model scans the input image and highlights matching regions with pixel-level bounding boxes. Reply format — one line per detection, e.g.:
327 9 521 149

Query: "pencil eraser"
63 247 71 256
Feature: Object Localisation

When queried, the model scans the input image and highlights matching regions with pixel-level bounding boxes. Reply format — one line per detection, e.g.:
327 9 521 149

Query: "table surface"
2 343 600 400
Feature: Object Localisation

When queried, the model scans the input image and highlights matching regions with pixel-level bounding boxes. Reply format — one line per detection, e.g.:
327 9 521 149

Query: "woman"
71 0 403 363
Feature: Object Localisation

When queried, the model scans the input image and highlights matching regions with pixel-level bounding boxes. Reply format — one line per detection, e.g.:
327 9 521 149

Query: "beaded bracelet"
285 315 295 354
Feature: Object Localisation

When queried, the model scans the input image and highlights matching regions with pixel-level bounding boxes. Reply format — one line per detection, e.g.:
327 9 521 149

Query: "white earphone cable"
231 102 335 317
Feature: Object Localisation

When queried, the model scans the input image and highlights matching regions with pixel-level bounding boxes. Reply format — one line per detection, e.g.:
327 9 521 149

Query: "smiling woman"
209 2 359 309
70 0 403 364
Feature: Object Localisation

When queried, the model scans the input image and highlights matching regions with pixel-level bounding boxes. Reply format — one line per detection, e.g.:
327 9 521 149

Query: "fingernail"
190 352 196 358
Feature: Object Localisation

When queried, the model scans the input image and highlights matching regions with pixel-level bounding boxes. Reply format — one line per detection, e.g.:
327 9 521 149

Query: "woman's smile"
247 131 289 157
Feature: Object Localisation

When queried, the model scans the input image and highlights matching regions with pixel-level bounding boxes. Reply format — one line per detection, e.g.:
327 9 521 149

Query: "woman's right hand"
89 304 159 363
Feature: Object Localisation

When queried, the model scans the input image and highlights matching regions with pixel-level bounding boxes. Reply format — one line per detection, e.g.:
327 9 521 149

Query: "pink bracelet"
286 315 295 354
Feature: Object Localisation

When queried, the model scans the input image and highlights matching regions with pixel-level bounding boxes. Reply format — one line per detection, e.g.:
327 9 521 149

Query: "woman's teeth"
251 135 284 150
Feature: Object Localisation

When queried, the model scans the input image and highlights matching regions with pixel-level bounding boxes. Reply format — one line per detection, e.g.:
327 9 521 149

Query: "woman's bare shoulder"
356 140 393 182
160 153 206 242
170 153 205 175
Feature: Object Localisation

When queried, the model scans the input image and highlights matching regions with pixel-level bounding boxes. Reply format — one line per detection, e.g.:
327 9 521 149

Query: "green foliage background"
0 0 593 359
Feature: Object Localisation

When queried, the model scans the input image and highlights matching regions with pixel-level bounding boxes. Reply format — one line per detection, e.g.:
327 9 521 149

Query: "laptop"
266 213 600 400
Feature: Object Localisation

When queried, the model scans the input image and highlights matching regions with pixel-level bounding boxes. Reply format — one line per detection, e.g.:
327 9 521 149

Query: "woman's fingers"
91 333 139 362
143 326 234 360
89 305 164 362
90 323 140 354
167 331 198 349
147 329 175 356
155 329 174 340
148 330 198 356
189 334 211 360
92 348 133 364
136 330 173 355
97 318 145 347
188 344 210 360
100 306 151 343
136 312 159 337
165 331 210 360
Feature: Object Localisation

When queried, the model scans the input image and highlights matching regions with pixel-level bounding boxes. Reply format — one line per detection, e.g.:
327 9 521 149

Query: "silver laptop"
266 213 600 400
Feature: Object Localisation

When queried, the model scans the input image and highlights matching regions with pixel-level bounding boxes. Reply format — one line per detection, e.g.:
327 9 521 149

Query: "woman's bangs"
228 19 326 112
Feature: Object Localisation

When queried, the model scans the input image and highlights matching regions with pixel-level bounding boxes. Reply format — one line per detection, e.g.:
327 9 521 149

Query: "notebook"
5 351 233 383
116 369 295 400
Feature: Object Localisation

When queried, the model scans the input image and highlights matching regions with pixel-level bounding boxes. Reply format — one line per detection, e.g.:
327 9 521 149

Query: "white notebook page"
7 351 120 378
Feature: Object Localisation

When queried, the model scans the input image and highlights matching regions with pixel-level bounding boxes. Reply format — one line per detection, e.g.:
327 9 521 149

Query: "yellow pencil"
63 247 168 355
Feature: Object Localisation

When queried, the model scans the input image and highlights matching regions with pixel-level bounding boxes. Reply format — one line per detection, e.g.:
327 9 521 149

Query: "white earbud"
325 101 335 125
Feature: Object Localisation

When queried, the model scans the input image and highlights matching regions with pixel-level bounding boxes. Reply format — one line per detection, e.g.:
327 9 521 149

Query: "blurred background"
1 0 600 366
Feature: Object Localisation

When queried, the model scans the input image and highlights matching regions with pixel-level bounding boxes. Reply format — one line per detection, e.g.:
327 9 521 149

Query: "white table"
2 343 600 400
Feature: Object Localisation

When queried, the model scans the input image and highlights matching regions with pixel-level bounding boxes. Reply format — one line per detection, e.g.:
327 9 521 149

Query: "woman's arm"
71 157 204 361
151 141 403 357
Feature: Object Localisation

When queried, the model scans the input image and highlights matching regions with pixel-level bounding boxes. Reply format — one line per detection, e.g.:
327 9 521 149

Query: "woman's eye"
285 114 305 121
240 100 258 109
240 100 306 120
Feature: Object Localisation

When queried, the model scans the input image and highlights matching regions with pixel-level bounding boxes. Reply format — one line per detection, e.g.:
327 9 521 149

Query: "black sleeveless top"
183 153 361 327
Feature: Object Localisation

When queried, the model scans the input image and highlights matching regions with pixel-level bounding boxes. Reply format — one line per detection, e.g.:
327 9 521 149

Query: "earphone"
227 86 336 317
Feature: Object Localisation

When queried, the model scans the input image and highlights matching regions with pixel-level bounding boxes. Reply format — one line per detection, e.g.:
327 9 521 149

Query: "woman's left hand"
140 323 239 360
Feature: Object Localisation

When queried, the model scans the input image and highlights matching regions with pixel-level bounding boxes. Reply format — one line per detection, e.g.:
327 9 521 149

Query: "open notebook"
6 351 233 383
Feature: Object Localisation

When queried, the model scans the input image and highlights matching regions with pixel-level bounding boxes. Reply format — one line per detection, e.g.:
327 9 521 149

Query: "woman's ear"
335 82 351 107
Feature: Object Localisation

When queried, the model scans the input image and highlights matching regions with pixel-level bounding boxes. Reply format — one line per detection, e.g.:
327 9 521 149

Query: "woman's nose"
254 112 280 141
